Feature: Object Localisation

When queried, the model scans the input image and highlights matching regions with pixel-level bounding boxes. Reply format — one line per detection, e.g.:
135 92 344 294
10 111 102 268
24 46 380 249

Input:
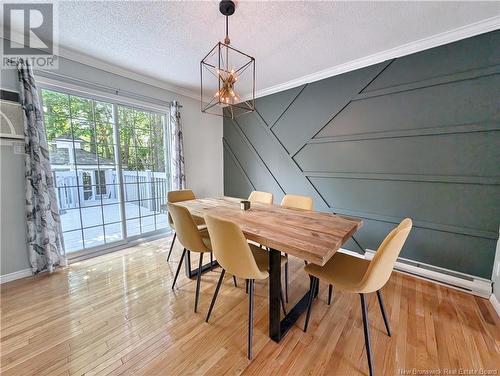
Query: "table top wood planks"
174 196 362 266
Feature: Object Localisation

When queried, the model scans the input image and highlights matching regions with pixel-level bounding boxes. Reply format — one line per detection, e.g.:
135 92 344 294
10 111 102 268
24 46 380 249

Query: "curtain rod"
34 70 182 108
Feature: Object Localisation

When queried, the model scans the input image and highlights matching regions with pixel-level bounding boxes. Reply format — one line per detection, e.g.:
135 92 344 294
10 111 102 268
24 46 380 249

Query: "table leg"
269 248 282 342
184 251 219 279
269 248 317 343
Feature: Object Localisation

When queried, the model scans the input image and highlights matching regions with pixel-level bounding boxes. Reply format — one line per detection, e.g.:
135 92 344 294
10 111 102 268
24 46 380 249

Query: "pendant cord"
224 15 230 45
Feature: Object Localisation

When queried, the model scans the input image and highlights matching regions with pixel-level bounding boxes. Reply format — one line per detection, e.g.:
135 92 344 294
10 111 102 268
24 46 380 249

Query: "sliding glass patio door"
118 106 169 238
41 88 169 256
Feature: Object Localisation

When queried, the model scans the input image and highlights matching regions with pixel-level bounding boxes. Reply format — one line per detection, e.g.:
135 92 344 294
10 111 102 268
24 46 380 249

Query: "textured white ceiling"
27 1 500 97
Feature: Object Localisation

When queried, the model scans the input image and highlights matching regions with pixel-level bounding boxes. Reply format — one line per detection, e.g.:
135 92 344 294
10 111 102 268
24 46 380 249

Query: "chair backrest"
248 191 273 205
281 194 313 211
359 218 412 293
167 202 208 253
167 189 196 227
204 214 268 280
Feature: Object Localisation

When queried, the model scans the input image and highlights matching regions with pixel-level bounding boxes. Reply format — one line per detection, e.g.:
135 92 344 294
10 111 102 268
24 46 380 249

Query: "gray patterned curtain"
169 101 186 190
18 59 66 274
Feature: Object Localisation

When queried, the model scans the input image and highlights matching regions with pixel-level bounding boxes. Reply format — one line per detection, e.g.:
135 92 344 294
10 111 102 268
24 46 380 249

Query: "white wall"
493 227 500 301
0 52 223 277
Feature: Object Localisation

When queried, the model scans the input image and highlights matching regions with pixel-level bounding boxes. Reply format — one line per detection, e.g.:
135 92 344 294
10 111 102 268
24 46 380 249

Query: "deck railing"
54 169 169 212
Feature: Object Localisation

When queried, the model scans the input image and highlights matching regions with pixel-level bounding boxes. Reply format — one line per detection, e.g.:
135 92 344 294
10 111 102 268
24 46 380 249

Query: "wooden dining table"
175 196 363 342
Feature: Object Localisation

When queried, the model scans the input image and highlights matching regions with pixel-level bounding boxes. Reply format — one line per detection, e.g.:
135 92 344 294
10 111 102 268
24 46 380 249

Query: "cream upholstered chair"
168 202 214 313
303 218 412 376
166 190 205 261
279 194 314 302
280 194 313 211
204 214 287 360
248 190 273 205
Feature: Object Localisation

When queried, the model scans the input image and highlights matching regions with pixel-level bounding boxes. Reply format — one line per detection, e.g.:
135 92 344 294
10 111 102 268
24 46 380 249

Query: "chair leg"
328 284 333 305
284 259 289 303
377 290 391 337
360 293 374 376
210 253 214 271
303 277 318 332
167 232 177 261
232 275 238 287
194 253 204 313
246 279 249 294
280 288 287 315
206 269 225 322
171 248 186 289
248 279 254 360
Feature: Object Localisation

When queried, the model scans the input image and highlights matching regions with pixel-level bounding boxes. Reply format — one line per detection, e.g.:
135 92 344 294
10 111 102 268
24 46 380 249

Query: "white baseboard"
490 294 500 318
362 249 492 298
0 268 32 284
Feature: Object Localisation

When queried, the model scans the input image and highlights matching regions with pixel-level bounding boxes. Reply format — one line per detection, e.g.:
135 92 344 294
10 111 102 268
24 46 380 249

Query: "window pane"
103 203 122 224
95 101 114 124
63 230 84 253
54 180 82 209
83 226 105 248
45 115 71 143
140 215 155 234
126 219 141 237
60 208 82 232
105 223 122 243
42 90 70 117
155 213 168 230
81 206 104 228
123 183 139 202
70 95 93 121
125 201 140 219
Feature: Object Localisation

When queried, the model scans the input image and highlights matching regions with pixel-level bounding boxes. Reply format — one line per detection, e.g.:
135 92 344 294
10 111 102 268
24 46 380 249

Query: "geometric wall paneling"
314 74 500 139
255 84 305 127
223 141 255 198
271 61 391 155
223 30 500 278
231 111 329 210
307 177 500 236
344 217 497 278
295 131 500 177
223 120 283 200
363 31 500 93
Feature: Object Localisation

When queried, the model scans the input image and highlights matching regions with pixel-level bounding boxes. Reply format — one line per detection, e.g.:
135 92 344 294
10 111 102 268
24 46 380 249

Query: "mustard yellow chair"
168 202 214 313
204 214 287 360
248 190 273 205
167 189 205 262
303 218 412 376
280 194 314 211
279 194 314 302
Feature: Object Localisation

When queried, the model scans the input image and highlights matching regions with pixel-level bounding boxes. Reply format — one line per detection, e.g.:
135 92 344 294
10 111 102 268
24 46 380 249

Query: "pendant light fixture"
200 0 255 119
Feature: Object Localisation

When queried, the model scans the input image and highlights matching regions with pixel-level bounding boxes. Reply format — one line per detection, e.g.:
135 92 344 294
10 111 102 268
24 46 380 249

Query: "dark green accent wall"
223 31 500 279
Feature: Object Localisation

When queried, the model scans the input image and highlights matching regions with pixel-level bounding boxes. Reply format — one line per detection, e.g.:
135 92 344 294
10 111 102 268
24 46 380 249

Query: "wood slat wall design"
223 30 500 279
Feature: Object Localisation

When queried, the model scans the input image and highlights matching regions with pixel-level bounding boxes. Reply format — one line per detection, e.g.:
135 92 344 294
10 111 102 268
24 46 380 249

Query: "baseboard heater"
338 248 492 298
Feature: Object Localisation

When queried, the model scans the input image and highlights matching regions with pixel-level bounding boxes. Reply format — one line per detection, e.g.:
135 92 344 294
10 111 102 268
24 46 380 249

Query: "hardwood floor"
1 236 499 375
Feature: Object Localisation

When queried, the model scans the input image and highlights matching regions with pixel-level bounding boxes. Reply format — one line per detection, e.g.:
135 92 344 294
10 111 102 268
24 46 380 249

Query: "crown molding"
252 15 500 99
56 46 200 101
4 15 499 102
